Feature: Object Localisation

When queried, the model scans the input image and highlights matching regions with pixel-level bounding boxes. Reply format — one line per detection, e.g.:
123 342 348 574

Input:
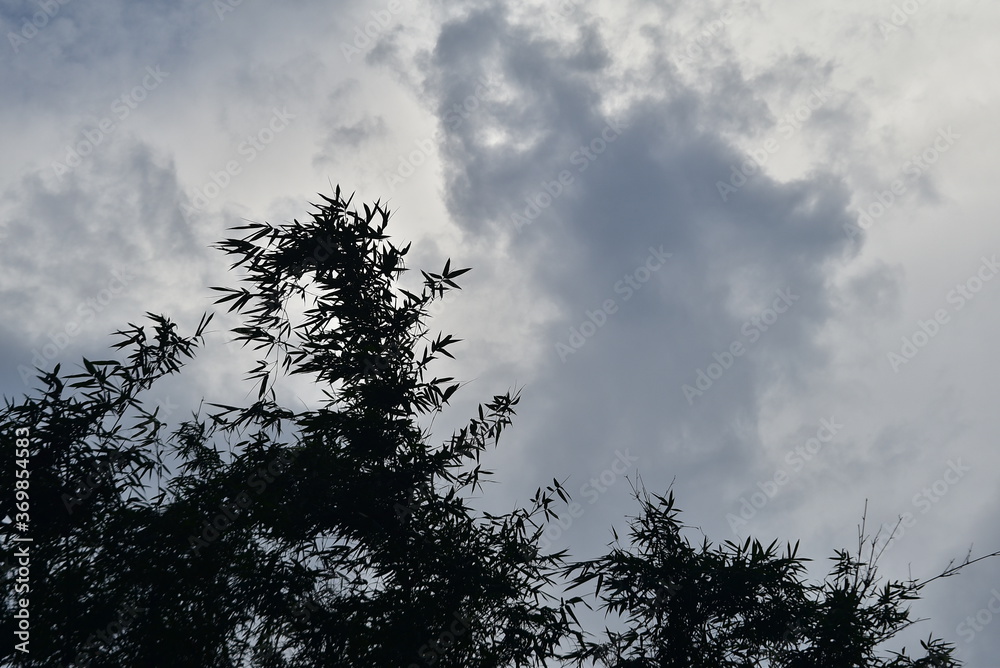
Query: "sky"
2 0 1000 663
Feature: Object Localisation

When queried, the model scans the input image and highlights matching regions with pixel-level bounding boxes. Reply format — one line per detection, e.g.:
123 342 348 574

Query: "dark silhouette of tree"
562 484 994 667
1 186 993 667
1 187 576 667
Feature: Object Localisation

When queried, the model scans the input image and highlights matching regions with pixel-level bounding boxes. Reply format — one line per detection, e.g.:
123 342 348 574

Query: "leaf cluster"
1 188 987 668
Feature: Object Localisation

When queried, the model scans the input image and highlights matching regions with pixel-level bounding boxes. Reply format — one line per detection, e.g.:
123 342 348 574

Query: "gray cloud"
2 0 999 663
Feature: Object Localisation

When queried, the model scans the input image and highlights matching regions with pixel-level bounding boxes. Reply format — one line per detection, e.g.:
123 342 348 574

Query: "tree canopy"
1 186 990 667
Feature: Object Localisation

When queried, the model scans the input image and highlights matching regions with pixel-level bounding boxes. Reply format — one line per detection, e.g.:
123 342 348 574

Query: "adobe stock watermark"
726 417 842 535
542 0 581 25
213 0 247 21
887 254 998 372
956 587 1000 644
62 452 130 516
408 613 473 668
536 449 639 552
844 126 960 244
340 0 405 62
7 0 72 53
383 73 504 192
876 0 929 40
872 458 971 555
289 593 321 626
716 88 829 202
180 107 295 220
73 601 147 667
187 448 299 555
50 66 170 179
651 578 683 611
674 0 750 67
556 246 671 362
16 265 136 386
682 287 799 405
511 117 628 232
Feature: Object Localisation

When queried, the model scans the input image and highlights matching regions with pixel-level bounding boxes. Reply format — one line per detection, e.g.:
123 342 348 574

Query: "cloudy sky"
3 0 1000 662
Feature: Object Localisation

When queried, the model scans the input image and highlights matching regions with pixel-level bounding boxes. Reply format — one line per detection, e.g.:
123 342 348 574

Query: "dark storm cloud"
407 9 1000 661
415 0 859 517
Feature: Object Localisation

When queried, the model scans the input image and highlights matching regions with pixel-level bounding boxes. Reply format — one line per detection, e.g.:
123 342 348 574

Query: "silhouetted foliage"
562 485 976 667
1 186 992 667
2 188 575 667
